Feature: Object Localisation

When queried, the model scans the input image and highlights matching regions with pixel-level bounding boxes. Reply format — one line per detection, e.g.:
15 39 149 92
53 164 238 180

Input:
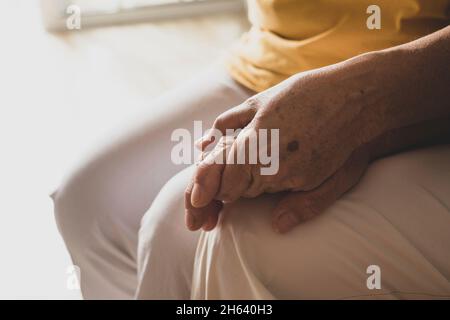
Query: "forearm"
337 26 450 158
384 26 449 126
369 26 450 136
283 26 449 161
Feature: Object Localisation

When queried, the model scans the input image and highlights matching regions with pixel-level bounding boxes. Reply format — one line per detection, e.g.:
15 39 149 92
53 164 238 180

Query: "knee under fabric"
191 145 450 299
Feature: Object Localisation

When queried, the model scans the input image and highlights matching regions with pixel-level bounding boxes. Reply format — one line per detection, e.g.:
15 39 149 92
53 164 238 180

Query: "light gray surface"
0 0 247 299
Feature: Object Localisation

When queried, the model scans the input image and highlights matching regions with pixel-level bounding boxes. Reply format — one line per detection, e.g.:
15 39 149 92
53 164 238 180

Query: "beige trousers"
53 64 450 299
190 146 450 299
52 64 253 299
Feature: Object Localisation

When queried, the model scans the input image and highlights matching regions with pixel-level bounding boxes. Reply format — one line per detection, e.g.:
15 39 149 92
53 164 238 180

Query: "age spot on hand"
287 140 299 152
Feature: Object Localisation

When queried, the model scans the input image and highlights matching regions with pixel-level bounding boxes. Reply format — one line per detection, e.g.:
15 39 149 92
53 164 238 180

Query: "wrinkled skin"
184 26 450 233
185 53 385 233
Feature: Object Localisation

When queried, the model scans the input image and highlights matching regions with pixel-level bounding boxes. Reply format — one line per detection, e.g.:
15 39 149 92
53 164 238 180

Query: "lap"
190 145 450 299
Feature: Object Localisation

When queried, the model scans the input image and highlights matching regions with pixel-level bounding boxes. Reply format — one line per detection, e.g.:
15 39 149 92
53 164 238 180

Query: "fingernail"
274 211 296 233
191 183 203 208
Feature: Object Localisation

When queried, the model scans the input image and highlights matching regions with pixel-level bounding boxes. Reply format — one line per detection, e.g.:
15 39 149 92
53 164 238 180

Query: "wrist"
348 48 416 148
333 50 397 151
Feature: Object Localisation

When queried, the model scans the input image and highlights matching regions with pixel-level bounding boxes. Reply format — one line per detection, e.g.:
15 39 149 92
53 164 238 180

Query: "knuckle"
219 135 235 147
244 97 261 110
213 114 227 129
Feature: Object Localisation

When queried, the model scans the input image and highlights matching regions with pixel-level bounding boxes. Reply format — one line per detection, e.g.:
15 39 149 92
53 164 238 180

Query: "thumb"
272 146 370 233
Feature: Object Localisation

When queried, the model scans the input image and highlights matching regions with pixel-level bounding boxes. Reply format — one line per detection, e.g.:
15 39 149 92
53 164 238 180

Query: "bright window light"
41 0 245 30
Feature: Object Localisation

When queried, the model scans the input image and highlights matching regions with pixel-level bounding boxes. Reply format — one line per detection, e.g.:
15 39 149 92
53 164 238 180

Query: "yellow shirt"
227 0 450 92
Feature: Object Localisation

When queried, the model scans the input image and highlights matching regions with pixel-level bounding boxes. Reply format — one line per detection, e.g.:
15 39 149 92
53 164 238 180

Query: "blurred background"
0 0 248 299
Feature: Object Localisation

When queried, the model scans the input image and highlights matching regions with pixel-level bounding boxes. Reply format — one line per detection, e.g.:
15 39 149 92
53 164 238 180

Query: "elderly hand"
184 50 408 233
182 26 450 233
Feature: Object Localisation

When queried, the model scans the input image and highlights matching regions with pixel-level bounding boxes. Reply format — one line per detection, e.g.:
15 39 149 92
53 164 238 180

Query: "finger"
190 136 234 208
191 162 223 209
272 147 370 233
217 164 252 202
185 179 202 230
185 199 223 231
201 207 220 231
185 178 223 231
216 132 254 202
196 100 258 151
